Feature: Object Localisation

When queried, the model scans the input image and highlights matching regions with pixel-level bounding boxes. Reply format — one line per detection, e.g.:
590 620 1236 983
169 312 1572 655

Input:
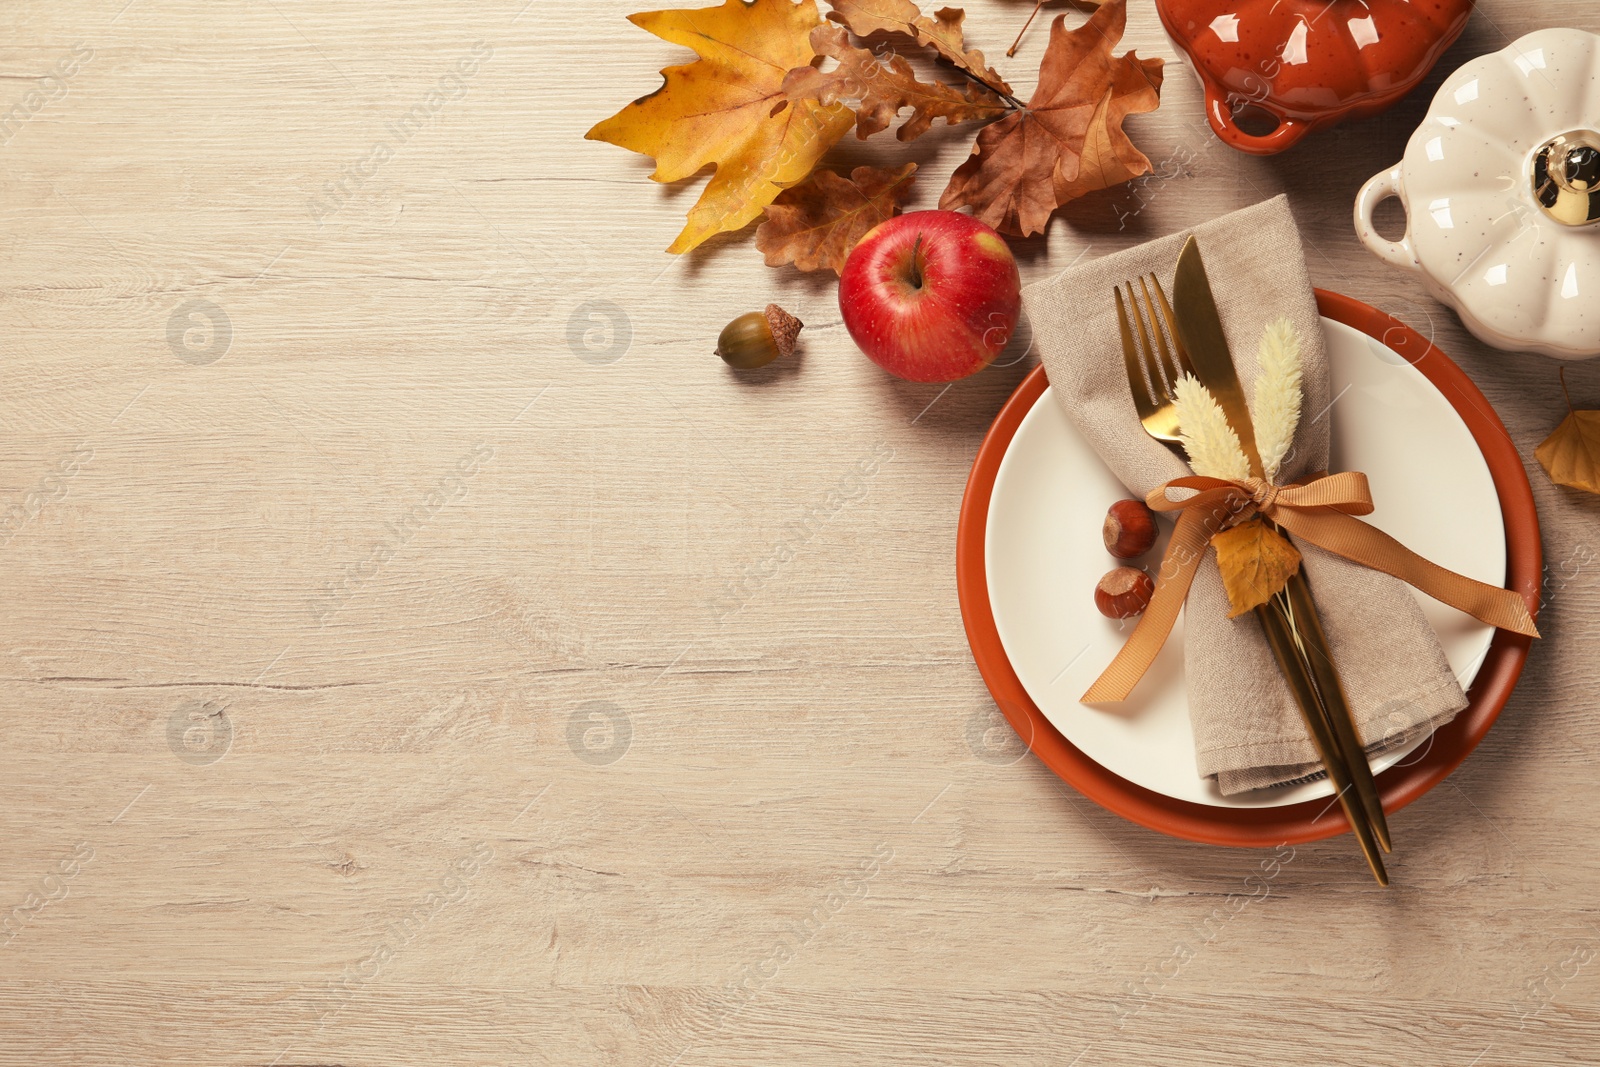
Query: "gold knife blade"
1170 238 1265 480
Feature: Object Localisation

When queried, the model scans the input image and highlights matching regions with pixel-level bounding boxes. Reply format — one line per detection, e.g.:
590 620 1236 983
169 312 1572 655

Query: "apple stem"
909 234 925 290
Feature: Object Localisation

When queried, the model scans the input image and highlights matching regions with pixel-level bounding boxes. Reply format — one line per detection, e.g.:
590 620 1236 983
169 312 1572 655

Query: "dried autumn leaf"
586 0 854 254
1212 518 1302 619
1535 370 1600 494
917 6 1010 88
756 163 917 274
824 0 1013 96
940 0 1162 237
784 24 1007 140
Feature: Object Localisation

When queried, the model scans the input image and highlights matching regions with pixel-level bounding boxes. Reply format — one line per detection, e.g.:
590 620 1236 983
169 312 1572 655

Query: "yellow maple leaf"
586 0 854 254
1212 518 1302 618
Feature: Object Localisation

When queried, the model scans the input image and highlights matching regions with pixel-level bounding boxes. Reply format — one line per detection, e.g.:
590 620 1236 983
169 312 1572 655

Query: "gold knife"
1170 236 1392 879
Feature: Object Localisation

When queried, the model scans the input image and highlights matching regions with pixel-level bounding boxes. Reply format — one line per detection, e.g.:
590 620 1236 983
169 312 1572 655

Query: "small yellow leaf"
1535 409 1600 495
1212 519 1302 619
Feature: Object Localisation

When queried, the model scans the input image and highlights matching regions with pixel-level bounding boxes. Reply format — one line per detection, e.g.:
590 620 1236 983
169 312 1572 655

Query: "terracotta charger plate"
956 290 1542 847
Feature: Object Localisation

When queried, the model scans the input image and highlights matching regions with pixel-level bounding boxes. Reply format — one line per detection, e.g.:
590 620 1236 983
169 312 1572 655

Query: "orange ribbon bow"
1082 470 1540 704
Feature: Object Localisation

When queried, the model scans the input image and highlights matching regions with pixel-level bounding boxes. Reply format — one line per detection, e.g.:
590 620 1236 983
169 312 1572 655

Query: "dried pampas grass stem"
1253 317 1303 481
1175 374 1251 481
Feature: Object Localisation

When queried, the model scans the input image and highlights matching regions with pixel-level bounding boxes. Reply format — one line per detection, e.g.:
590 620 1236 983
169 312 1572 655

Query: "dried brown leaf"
1212 519 1302 619
823 0 1013 96
756 163 917 274
783 24 1007 140
939 0 1162 236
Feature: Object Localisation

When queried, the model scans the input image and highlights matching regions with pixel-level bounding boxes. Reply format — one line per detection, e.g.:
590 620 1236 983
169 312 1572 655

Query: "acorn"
1095 566 1155 619
1103 499 1158 560
716 304 804 369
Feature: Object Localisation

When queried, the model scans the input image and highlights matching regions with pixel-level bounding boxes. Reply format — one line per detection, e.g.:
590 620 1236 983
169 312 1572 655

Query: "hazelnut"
1103 498 1157 559
1095 566 1155 619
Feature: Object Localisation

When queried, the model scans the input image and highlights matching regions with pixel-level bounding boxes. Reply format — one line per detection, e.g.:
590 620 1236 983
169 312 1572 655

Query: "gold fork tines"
1116 276 1192 449
1113 276 1389 886
1139 276 1185 392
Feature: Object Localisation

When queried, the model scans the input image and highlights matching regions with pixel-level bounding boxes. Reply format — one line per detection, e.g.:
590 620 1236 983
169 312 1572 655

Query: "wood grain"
2 2 1599 1064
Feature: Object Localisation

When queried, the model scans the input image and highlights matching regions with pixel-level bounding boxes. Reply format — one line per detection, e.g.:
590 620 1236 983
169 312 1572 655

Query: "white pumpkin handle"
1354 165 1419 272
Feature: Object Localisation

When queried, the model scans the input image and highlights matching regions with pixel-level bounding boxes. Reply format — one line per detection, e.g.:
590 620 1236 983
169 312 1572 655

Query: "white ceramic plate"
984 318 1505 808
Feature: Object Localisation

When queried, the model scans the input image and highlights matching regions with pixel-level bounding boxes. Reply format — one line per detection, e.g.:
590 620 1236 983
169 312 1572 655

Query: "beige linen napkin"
1021 196 1467 794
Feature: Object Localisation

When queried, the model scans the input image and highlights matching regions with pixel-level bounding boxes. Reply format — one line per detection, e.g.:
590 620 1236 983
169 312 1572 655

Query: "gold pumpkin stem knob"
1532 130 1600 227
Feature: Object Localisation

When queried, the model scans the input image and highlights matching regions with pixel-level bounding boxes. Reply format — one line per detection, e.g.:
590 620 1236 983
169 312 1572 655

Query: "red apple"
838 210 1022 383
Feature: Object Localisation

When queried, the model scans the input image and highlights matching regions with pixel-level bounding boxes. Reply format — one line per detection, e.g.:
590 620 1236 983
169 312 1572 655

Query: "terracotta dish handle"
1203 83 1311 156
1355 165 1420 272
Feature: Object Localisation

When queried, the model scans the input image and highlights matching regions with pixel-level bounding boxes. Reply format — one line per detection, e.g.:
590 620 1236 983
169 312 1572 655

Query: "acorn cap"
764 304 804 359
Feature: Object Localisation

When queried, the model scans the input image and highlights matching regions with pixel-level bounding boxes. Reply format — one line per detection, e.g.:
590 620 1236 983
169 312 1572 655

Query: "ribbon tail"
1082 508 1214 703
1273 508 1540 638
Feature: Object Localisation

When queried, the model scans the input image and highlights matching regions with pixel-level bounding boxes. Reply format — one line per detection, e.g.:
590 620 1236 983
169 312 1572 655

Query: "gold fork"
1116 276 1389 885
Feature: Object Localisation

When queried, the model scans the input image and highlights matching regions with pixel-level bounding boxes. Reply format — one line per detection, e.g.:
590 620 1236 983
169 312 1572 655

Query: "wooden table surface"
3 2 1598 1064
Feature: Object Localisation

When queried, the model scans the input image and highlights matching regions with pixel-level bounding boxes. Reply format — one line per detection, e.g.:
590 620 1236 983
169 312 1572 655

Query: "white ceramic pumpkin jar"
1354 28 1600 360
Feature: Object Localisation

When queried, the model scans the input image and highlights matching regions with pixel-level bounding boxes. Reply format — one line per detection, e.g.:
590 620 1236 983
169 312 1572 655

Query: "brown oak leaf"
823 0 1014 96
1212 518 1302 619
783 24 1007 141
939 0 1162 237
756 163 917 274
1535 369 1600 494
585 0 853 254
